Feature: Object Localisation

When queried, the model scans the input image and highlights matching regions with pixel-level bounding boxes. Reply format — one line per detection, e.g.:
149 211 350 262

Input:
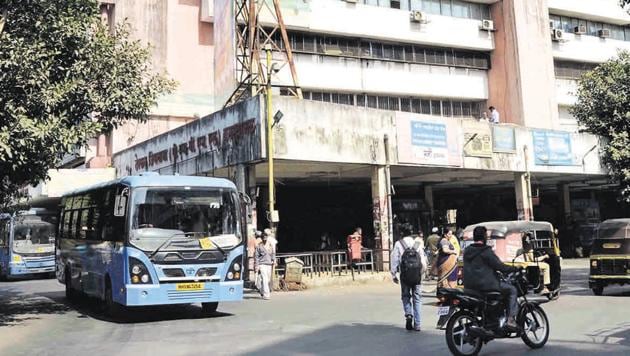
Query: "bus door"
0 218 10 276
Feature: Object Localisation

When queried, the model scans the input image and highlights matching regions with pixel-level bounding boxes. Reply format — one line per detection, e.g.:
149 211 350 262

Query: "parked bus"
0 209 57 280
56 174 246 316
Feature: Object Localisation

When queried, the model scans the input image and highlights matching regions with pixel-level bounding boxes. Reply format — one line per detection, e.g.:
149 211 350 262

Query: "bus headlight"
591 260 598 268
12 255 22 263
225 256 243 281
129 257 153 284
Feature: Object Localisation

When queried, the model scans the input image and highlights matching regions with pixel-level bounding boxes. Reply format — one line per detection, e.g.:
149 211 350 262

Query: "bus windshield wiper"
148 233 226 260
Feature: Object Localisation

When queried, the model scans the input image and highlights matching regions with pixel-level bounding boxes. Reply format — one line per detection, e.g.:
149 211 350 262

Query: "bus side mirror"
239 192 252 206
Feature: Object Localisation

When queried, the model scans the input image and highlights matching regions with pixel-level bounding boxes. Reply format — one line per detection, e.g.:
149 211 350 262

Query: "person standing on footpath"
347 227 363 267
255 232 275 300
391 226 427 332
426 227 441 280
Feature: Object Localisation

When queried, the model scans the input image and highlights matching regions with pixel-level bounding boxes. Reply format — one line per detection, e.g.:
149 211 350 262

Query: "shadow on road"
0 285 70 327
0 284 234 327
239 321 630 356
36 290 234 324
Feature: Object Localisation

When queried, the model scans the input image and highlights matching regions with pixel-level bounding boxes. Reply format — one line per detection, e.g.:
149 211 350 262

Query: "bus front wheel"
65 269 78 301
201 302 219 315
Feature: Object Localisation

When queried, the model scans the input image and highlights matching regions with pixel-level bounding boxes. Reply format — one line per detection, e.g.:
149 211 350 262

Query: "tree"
571 51 630 202
0 0 175 208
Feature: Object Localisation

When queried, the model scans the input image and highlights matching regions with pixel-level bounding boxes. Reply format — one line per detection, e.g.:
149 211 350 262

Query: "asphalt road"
1 259 629 356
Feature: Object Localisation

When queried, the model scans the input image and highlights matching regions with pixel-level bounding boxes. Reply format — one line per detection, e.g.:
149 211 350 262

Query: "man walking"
391 226 427 331
426 227 441 280
255 232 275 300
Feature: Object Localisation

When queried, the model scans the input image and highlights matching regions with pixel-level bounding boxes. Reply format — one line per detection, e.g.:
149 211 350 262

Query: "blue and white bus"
56 174 245 315
0 209 57 280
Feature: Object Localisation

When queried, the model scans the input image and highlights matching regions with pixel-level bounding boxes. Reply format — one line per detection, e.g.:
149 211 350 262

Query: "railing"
274 248 387 278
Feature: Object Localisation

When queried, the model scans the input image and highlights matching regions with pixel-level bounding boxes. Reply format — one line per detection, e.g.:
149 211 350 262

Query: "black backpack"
400 239 423 286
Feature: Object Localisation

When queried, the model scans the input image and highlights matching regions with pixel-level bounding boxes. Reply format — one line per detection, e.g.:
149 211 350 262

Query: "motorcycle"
436 268 550 356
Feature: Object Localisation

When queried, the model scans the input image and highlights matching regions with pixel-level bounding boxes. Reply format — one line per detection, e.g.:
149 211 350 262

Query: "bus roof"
62 174 237 197
464 220 554 234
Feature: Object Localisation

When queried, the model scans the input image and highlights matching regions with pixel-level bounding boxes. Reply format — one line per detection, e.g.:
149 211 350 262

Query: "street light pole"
265 46 277 230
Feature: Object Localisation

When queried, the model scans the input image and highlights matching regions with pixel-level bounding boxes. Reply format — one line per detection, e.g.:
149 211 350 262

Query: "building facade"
32 0 630 269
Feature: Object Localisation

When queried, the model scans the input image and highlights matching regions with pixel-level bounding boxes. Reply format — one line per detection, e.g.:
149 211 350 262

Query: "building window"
554 60 597 79
294 90 483 118
550 13 630 41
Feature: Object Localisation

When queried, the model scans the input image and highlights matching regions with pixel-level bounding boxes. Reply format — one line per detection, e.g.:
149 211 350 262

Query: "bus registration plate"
176 282 205 291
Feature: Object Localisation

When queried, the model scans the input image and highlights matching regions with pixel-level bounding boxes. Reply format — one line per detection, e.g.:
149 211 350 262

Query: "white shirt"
390 236 428 279
490 110 500 124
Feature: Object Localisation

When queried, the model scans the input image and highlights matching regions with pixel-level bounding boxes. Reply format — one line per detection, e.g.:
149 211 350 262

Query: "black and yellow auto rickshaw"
459 221 562 300
589 218 630 295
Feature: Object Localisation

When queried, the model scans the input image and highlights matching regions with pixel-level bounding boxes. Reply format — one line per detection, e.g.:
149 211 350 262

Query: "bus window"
12 218 56 254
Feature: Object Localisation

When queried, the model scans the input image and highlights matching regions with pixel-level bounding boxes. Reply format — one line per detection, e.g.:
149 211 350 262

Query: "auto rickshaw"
589 218 630 296
458 221 562 300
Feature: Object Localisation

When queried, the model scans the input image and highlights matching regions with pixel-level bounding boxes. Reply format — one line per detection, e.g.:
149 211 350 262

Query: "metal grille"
167 290 213 301
163 268 185 277
600 259 626 275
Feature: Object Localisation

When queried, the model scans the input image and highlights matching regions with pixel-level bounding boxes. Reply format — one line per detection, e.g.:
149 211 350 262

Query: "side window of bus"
0 221 7 246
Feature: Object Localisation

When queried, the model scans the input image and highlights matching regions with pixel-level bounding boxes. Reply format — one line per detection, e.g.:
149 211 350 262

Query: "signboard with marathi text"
112 97 262 177
396 112 462 167
532 130 574 166
492 126 516 153
213 0 237 109
462 120 492 157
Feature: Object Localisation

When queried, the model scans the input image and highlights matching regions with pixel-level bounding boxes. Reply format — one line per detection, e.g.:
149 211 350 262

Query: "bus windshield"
13 221 56 254
129 187 240 252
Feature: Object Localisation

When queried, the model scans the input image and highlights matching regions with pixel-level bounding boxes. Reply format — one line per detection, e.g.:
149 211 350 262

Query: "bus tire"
104 278 124 318
201 302 219 315
65 269 78 301
592 285 604 296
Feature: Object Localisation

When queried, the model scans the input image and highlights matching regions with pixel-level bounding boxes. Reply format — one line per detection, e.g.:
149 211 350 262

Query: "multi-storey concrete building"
31 0 630 268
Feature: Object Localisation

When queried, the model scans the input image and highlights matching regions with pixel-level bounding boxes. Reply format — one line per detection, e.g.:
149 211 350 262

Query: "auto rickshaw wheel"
592 285 604 296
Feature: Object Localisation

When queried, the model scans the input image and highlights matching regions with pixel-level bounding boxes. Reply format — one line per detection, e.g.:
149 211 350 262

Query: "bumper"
589 275 630 287
124 280 244 306
9 263 55 275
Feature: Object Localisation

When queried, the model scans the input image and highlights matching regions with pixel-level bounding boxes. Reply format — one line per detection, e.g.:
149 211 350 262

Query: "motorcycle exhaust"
468 325 495 339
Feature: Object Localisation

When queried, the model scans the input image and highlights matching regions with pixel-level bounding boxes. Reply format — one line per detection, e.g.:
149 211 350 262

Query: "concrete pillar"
371 166 391 271
559 183 571 222
488 0 559 129
515 172 533 221
424 185 434 224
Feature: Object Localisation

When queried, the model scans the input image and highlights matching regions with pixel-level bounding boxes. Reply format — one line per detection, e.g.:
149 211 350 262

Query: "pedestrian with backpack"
390 225 427 332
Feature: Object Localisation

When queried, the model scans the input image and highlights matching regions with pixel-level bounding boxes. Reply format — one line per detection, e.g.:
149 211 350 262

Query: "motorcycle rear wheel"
445 310 483 356
519 304 550 349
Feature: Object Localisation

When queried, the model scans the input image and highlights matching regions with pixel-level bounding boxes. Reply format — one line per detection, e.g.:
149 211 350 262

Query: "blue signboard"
411 121 447 148
532 130 574 166
493 126 516 153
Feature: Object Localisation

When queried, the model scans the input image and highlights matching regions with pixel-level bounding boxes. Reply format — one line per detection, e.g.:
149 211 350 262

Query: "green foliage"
0 0 175 208
571 51 630 202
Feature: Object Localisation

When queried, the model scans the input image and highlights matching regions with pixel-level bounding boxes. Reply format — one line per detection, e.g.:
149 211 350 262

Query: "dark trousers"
498 281 518 318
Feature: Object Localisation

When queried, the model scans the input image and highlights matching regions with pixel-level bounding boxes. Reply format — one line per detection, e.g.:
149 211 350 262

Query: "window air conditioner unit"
480 19 495 31
551 28 564 41
573 25 586 35
410 10 425 23
598 29 611 38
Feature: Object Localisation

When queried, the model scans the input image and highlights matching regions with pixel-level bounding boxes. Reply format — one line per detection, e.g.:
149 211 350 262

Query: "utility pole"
524 145 534 221
265 45 278 229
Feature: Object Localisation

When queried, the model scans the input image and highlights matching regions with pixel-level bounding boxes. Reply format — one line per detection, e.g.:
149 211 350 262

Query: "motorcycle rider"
463 226 520 329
